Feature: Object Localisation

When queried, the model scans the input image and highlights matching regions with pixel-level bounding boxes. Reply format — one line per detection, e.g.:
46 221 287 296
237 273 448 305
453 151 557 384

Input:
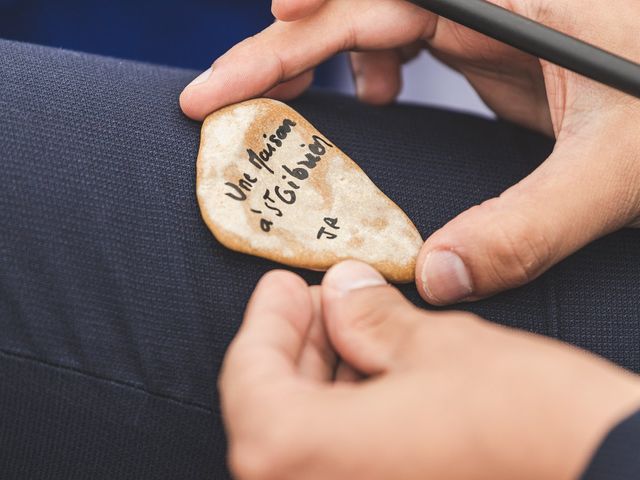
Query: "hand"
181 0 640 305
220 261 640 480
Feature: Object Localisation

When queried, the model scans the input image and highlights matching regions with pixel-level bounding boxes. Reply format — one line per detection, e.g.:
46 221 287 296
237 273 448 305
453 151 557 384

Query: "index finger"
180 0 435 120
219 270 313 415
272 0 327 21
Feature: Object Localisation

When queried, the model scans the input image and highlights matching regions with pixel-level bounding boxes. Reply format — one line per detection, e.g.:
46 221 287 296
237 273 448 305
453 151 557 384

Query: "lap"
1 38 639 479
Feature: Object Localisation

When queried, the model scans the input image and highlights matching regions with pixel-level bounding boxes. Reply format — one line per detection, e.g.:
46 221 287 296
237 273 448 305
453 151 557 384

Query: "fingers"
179 16 334 120
180 0 435 120
272 0 326 22
220 270 313 417
416 136 640 305
351 50 402 105
265 69 315 101
221 268 376 480
334 360 364 382
322 260 427 375
297 286 338 381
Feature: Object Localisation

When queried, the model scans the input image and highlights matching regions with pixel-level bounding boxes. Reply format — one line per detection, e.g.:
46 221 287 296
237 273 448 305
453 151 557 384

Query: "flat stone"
196 98 423 283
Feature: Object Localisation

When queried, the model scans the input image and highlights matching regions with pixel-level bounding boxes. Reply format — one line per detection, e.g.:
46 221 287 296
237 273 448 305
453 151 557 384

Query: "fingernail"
187 67 212 87
326 260 387 295
421 250 473 304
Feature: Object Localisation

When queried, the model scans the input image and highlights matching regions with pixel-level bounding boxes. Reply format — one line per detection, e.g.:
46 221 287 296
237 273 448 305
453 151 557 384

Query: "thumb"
416 139 639 305
322 260 426 375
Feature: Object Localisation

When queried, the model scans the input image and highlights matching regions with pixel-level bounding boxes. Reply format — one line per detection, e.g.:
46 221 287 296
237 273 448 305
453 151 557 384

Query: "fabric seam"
0 348 213 414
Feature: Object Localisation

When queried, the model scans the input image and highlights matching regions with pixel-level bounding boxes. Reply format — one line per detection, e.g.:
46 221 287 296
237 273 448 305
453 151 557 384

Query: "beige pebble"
196 98 423 283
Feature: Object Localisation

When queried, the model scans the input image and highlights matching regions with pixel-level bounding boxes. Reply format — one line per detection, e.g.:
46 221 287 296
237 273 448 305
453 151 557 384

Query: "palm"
426 18 552 135
338 0 555 135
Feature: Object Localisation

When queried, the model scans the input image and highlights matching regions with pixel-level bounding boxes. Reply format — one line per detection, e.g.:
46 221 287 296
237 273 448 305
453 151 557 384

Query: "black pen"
407 0 640 100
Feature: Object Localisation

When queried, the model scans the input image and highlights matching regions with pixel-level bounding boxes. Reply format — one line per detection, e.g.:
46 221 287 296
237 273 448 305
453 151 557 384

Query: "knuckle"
270 1 285 19
342 287 406 333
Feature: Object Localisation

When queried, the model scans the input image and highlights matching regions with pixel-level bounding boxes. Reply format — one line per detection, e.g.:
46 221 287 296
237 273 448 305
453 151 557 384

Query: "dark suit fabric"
1 39 639 479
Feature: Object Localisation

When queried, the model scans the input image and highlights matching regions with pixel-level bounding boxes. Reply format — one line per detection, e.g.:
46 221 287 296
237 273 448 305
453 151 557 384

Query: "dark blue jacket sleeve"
582 410 640 479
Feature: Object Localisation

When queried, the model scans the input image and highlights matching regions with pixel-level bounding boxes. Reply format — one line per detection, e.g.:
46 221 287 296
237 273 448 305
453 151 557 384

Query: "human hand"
219 261 640 480
181 0 640 305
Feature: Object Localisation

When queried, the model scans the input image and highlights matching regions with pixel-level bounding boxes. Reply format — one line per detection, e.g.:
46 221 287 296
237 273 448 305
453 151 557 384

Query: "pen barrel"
408 0 640 100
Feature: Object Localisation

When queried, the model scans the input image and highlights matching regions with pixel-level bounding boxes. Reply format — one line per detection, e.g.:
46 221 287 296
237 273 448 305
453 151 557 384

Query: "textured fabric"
582 410 640 480
0 38 639 479
0 350 223 479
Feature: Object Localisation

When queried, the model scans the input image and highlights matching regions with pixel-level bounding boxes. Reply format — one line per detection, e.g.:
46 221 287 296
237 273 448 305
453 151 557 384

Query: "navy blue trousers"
1 39 639 479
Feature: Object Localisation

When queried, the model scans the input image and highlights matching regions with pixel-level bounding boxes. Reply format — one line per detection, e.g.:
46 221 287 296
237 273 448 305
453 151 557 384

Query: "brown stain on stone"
307 153 333 211
242 101 290 154
196 98 422 283
238 100 335 212
404 227 418 241
363 216 389 231
348 236 364 249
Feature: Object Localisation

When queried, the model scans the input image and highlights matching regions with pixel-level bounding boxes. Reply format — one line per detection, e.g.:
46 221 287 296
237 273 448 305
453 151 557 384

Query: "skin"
220 261 640 480
183 2 640 477
180 0 640 305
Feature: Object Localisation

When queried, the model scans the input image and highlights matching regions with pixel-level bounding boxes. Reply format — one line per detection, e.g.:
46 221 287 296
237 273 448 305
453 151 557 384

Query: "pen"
407 0 640 100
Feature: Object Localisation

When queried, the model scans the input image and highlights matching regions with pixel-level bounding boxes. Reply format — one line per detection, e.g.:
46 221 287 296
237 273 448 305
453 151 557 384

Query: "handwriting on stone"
196 98 424 283
317 217 340 240
224 117 335 238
